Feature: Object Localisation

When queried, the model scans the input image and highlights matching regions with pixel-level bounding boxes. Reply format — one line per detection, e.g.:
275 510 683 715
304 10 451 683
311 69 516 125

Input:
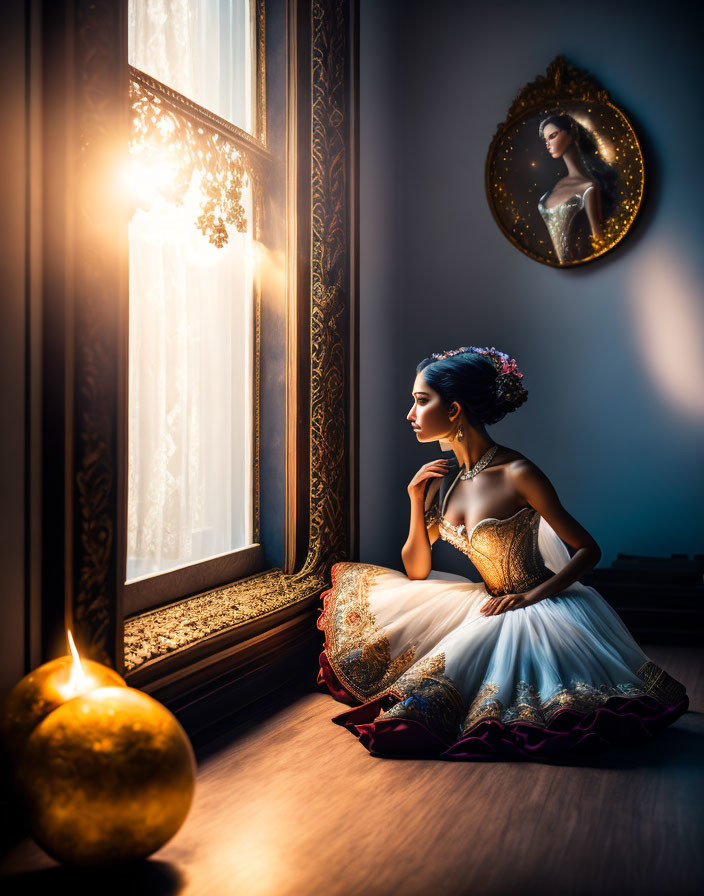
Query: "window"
28 0 354 685
125 0 267 611
128 0 255 133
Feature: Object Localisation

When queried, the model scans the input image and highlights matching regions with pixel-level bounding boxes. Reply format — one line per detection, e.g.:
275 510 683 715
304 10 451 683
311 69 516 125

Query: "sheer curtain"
128 0 253 132
127 1 255 582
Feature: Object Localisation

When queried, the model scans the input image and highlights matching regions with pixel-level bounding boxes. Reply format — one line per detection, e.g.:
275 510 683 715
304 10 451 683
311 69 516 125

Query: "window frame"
35 0 358 713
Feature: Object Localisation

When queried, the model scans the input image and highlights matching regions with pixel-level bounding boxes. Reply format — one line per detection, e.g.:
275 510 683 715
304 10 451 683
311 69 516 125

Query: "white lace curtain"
128 0 253 132
127 0 255 581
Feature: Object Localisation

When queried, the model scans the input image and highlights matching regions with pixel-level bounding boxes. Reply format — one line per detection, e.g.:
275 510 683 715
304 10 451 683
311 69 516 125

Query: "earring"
456 424 464 442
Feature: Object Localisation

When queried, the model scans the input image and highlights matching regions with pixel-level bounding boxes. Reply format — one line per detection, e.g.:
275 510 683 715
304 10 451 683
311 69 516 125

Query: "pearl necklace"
458 444 498 480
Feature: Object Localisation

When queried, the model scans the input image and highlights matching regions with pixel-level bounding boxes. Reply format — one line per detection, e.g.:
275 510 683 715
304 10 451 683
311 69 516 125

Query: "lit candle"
1 630 126 762
2 633 196 866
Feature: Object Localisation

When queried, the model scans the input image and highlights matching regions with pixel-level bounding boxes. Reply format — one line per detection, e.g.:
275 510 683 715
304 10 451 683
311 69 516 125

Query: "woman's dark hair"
416 350 527 426
539 112 618 219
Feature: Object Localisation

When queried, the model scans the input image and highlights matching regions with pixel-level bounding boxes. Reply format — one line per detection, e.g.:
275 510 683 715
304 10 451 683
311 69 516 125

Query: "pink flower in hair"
431 345 523 379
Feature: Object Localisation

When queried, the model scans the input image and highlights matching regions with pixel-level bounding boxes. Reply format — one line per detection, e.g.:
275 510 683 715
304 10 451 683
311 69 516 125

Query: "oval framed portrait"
486 57 644 267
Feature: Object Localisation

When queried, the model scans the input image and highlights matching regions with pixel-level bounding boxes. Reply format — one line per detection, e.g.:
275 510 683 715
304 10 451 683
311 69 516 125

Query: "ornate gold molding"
293 0 348 581
256 0 267 147
128 67 271 169
505 56 610 120
124 568 321 671
253 255 263 546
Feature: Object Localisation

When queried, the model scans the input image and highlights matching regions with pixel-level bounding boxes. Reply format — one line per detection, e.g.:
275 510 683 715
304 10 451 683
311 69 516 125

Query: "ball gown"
317 462 689 760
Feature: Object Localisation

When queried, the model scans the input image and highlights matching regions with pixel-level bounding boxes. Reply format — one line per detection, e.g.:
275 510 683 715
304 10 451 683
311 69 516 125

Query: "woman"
317 346 688 760
537 112 617 263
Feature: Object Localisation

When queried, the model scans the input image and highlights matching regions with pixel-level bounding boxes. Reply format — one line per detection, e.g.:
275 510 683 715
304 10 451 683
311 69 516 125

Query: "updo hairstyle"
416 348 528 427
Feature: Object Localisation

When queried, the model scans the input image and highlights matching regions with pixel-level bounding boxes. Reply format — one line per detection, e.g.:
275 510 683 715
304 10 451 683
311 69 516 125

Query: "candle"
15 686 196 866
1 631 126 762
2 633 196 866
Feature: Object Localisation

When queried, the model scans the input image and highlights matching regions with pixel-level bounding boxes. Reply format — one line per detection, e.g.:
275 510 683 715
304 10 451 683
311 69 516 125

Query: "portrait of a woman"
318 347 688 760
537 112 618 264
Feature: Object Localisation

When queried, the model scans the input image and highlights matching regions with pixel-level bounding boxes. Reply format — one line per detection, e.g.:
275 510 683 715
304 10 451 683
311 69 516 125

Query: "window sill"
124 565 328 679
124 544 265 616
123 566 328 731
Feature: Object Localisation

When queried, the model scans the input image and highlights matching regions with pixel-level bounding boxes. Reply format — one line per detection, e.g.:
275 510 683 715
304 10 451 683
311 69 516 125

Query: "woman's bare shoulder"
493 446 530 467
504 456 560 499
494 450 552 485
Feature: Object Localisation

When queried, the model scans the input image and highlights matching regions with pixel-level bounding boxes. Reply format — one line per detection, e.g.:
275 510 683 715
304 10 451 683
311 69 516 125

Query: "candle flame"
66 629 88 695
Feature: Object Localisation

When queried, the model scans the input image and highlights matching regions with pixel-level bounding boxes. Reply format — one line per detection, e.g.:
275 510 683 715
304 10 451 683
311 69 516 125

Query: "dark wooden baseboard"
584 553 704 647
125 603 324 741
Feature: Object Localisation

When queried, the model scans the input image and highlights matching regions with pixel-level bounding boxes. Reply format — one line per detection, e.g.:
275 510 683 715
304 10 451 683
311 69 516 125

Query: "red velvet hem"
317 650 358 706
318 650 689 761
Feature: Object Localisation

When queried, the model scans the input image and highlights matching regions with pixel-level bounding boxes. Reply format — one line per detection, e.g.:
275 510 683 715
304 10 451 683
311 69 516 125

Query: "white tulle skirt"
317 520 689 760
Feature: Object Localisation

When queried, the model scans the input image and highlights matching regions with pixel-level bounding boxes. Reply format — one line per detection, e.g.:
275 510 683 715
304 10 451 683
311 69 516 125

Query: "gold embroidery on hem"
461 677 654 734
377 653 466 744
319 562 417 701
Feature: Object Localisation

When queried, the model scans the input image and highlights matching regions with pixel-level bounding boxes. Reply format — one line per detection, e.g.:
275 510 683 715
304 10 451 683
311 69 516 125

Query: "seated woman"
317 346 688 760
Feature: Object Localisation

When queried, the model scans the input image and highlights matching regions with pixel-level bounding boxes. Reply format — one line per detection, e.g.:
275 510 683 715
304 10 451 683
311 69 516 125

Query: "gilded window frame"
36 0 358 704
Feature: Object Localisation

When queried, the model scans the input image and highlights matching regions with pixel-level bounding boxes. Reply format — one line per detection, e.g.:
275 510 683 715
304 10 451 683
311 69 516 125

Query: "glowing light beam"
628 242 704 421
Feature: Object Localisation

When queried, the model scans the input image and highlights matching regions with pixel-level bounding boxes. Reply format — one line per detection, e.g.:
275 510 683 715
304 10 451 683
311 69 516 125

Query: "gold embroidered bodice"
425 504 552 597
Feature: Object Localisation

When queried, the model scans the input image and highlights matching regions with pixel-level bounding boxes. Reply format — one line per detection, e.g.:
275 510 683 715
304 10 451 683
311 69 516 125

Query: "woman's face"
543 123 573 159
407 372 457 442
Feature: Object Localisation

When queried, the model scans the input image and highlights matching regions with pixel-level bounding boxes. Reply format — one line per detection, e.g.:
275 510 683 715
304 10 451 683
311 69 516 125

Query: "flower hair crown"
430 346 523 379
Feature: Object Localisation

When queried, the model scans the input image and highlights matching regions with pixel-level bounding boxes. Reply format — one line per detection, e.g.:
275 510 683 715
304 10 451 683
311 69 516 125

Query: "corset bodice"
425 505 552 597
538 185 594 265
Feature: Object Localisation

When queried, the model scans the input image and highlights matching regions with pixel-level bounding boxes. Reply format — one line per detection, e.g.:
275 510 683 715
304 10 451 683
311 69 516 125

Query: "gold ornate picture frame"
486 57 644 267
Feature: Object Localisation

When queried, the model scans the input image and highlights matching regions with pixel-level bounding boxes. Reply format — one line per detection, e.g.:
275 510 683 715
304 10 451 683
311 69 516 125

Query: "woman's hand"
407 459 449 499
479 591 542 616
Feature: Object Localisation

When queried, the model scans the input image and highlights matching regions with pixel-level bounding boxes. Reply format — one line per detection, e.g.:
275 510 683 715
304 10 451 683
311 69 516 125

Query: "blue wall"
360 0 704 574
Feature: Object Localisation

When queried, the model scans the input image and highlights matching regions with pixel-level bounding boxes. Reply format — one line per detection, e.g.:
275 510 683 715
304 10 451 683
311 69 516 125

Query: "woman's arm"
401 463 445 579
481 459 601 615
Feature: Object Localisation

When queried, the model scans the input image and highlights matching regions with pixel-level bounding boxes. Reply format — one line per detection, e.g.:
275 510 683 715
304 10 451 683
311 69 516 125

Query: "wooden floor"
2 645 703 896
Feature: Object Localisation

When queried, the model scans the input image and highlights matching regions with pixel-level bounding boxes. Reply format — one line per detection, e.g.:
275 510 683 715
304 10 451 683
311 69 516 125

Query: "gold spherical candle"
15 686 196 867
1 654 126 762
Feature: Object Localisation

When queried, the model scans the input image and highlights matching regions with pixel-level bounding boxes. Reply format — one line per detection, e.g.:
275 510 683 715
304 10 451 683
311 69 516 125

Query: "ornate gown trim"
460 677 656 735
538 189 590 265
337 663 686 745
317 562 417 702
376 653 466 744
